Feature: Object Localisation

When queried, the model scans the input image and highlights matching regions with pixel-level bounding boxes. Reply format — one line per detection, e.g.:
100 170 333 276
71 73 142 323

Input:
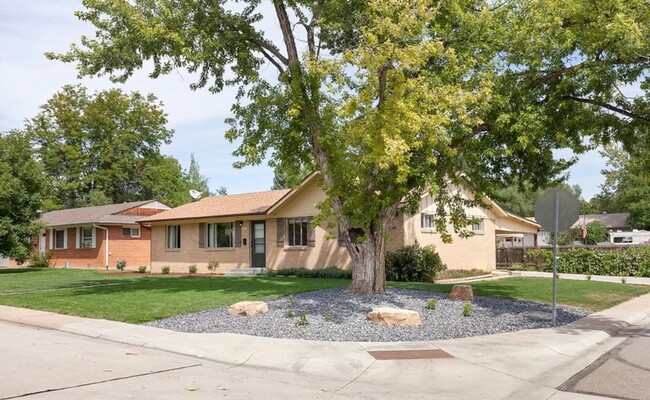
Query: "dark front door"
251 221 266 268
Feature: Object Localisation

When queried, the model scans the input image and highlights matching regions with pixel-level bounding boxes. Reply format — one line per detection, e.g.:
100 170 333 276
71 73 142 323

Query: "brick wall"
45 225 152 270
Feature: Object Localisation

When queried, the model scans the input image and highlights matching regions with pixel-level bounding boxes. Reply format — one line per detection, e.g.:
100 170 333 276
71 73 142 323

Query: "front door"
251 221 266 268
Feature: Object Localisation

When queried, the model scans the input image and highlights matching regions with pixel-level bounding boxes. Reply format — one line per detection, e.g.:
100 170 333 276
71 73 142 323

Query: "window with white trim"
54 229 66 249
122 227 140 238
81 227 93 248
471 218 484 234
421 213 435 230
166 225 181 249
207 222 234 248
287 217 309 247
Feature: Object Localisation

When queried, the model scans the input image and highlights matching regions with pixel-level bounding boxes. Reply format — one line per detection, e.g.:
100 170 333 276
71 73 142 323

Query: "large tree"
0 131 46 261
592 143 650 229
52 0 650 293
27 85 175 209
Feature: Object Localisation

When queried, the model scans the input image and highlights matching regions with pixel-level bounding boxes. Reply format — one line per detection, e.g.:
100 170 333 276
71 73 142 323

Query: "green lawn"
0 269 647 323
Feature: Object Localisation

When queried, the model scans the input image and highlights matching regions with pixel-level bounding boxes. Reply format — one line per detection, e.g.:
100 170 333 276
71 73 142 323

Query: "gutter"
93 224 109 270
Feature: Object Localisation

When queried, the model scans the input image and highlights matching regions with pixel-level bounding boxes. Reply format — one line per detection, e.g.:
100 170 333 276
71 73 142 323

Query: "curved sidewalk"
2 293 650 399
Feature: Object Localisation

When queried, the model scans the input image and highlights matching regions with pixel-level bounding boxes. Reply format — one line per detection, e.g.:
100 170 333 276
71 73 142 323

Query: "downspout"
94 224 109 270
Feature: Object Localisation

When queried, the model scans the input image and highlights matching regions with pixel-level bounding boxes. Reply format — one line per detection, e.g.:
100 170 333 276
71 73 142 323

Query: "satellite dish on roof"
189 190 202 201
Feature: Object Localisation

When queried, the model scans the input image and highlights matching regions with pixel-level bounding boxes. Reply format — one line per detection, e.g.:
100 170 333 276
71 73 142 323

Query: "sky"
0 1 607 199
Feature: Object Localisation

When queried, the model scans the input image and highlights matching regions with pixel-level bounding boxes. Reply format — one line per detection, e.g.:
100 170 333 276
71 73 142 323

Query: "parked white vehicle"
608 230 650 245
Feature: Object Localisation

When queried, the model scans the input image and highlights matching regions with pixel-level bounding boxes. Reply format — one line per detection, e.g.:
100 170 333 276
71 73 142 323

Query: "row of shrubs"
522 247 650 277
267 267 352 279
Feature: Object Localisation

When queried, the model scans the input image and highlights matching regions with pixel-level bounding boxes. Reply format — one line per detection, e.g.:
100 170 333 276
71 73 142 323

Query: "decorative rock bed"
144 287 589 342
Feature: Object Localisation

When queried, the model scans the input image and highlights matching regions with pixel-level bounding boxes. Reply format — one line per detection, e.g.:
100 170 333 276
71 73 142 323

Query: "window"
287 217 309 247
81 227 93 248
471 218 484 234
207 222 234 248
122 227 140 238
167 225 181 249
54 229 65 249
421 213 435 230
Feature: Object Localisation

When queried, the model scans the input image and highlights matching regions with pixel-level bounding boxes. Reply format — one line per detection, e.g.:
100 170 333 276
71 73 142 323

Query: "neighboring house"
36 201 170 269
141 174 539 273
531 212 632 246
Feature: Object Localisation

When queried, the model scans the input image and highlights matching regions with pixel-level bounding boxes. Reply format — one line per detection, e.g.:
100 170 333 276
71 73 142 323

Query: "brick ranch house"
35 200 170 269
140 174 539 274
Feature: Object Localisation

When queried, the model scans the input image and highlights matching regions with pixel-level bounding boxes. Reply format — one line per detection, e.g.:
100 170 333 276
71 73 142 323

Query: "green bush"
28 251 52 268
138 265 147 273
268 267 352 279
188 264 198 274
116 258 126 271
426 298 438 310
207 260 219 272
523 246 650 277
385 243 446 282
463 302 472 317
161 265 170 275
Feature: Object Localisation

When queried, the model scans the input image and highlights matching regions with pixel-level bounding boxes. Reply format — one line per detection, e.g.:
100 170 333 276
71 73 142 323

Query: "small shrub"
188 264 198 274
288 295 295 309
586 274 592 281
385 242 447 282
324 305 333 322
161 265 170 275
286 309 296 318
463 302 472 317
426 298 438 310
116 258 126 271
295 311 309 327
621 276 627 284
28 251 52 268
138 265 147 273
207 260 219 272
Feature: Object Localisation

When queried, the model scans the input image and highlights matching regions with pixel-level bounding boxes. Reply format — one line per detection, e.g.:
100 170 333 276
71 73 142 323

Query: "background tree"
27 85 175 208
492 179 592 217
52 0 650 293
184 153 212 197
0 131 46 261
590 143 650 229
215 186 228 196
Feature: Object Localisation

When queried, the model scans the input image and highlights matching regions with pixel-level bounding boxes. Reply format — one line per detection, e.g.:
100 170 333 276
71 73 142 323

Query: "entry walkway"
2 293 650 399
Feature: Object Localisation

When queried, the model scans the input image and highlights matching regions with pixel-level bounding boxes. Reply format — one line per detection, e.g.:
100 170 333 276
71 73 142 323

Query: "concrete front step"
224 268 266 276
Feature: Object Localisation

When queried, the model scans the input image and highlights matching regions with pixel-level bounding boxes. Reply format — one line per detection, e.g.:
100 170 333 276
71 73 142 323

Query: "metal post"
552 191 559 326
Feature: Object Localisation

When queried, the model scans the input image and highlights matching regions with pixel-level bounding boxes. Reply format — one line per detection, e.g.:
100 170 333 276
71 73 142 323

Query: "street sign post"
534 188 580 326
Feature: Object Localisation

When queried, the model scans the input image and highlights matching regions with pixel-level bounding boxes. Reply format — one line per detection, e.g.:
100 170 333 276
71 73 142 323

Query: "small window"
167 225 181 249
421 213 435 230
207 222 234 248
122 227 140 238
287 217 309 247
54 229 65 249
471 218 484 234
81 227 93 248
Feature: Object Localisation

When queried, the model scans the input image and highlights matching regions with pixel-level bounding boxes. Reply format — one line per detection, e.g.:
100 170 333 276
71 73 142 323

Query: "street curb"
2 292 650 382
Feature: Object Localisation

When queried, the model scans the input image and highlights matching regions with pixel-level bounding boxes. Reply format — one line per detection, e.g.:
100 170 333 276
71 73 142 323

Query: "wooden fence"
496 245 641 267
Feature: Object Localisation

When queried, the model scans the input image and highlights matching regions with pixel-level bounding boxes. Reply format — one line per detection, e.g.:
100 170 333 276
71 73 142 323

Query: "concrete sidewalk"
2 293 650 399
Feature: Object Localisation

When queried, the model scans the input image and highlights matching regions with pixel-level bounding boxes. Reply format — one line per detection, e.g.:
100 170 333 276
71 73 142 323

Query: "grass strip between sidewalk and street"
0 269 648 323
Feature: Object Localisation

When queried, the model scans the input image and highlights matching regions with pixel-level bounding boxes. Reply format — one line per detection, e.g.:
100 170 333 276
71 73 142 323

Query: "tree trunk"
347 229 387 294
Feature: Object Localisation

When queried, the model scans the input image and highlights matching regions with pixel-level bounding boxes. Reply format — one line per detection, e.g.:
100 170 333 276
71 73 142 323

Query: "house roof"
140 189 292 223
573 213 630 229
41 201 155 227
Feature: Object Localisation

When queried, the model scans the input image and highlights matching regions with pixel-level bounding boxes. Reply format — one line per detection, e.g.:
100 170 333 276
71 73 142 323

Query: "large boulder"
448 285 474 301
228 301 269 316
367 307 421 326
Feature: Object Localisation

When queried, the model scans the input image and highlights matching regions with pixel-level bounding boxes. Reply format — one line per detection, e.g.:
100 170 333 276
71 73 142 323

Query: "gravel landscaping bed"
144 287 590 342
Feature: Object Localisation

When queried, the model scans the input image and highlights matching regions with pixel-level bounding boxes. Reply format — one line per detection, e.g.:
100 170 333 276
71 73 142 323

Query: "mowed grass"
0 269 648 323
0 269 348 323
393 277 650 311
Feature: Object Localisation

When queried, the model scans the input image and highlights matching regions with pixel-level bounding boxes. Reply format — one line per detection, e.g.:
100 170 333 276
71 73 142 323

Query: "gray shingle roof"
41 201 153 227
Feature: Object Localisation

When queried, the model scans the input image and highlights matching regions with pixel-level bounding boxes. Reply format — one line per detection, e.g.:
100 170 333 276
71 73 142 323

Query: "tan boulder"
367 307 421 326
448 285 474 301
228 301 269 316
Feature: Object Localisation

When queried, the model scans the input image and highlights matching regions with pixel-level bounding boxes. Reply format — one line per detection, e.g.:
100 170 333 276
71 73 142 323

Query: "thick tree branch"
247 37 289 66
301 13 318 56
257 46 285 74
564 96 650 124
451 123 490 148
274 0 300 63
532 56 650 87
